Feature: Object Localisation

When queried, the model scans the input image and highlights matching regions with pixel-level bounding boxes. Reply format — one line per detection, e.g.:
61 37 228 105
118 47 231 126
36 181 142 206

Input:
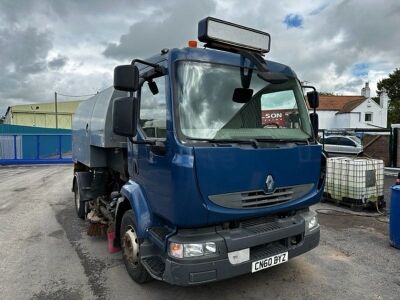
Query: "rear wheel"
120 209 151 284
73 179 86 219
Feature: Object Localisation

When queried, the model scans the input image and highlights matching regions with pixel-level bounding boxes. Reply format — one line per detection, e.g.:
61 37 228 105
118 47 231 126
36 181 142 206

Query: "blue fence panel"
22 135 38 159
0 133 72 165
61 135 72 158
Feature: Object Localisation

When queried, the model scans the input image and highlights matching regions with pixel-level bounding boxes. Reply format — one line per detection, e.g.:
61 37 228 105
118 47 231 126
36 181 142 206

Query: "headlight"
169 242 217 258
300 210 320 235
184 243 203 257
308 216 318 230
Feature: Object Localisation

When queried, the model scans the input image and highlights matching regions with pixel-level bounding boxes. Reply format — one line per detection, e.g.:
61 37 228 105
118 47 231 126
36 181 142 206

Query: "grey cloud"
48 55 68 70
311 0 400 63
0 0 399 116
0 26 52 109
262 0 400 94
103 0 216 60
334 78 364 92
47 0 146 18
0 27 52 74
0 1 37 23
0 0 142 22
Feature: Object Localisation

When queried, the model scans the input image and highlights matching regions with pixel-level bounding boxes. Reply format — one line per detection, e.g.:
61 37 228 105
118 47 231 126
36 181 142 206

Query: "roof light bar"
198 17 271 53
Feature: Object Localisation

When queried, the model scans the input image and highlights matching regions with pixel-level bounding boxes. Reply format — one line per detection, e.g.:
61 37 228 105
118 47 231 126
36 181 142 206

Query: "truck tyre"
73 180 86 219
120 209 152 284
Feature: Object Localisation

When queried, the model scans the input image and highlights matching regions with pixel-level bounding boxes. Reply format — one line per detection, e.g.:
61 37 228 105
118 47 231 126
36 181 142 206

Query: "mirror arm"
128 138 166 155
128 137 156 145
302 85 316 92
131 59 165 75
237 50 268 72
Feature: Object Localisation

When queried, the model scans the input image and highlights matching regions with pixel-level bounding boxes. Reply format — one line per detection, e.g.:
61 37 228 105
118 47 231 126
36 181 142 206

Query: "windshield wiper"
186 137 259 148
254 138 309 145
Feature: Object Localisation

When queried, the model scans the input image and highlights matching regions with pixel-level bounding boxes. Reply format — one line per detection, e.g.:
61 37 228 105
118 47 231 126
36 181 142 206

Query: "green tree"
377 68 400 126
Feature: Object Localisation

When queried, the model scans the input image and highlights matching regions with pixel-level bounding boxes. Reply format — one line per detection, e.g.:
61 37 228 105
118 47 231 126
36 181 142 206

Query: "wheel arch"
117 180 153 240
115 198 132 246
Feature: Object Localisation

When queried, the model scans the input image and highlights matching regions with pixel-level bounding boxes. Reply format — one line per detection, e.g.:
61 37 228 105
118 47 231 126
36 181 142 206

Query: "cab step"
141 256 165 280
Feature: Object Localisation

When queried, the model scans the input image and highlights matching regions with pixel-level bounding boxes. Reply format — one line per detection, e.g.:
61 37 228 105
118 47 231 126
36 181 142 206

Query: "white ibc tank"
325 157 384 203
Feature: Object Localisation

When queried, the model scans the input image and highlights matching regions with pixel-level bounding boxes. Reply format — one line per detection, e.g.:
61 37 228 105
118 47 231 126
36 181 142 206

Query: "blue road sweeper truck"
72 17 325 285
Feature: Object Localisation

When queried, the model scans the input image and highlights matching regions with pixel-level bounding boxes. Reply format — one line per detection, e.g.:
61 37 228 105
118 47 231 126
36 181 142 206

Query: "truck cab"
72 17 325 285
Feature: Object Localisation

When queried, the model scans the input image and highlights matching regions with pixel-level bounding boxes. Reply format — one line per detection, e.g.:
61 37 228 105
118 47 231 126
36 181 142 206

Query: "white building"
314 83 390 130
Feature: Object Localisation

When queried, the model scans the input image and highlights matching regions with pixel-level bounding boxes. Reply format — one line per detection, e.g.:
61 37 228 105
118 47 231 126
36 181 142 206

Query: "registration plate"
251 252 288 273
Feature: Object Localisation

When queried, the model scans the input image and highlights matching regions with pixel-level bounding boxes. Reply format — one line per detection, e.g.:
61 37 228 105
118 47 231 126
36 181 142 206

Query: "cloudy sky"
0 0 399 115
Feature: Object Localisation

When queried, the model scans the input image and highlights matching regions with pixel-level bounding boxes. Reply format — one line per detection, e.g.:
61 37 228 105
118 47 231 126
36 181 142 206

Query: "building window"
365 113 372 122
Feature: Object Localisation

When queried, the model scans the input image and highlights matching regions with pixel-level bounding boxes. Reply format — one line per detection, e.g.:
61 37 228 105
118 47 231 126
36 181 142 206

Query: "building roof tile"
312 95 366 111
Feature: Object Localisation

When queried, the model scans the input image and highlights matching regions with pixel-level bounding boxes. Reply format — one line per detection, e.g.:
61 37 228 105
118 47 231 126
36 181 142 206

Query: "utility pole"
54 92 58 129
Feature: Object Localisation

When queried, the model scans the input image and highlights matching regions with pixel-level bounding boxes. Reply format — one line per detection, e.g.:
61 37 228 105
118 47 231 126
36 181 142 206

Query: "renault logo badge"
265 175 275 193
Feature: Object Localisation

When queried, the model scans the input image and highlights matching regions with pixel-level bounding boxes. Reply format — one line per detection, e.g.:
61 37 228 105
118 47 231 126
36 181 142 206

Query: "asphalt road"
0 165 399 300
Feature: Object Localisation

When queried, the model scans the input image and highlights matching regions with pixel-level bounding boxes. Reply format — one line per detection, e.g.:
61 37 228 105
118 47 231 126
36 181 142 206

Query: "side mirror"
309 113 319 137
232 88 253 103
114 65 139 92
113 97 138 137
307 91 319 109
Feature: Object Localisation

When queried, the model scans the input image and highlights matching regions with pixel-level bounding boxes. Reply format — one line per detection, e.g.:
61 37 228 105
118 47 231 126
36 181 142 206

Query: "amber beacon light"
188 40 198 48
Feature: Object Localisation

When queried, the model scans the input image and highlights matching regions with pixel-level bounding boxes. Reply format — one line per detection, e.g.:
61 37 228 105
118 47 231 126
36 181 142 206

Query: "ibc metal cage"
324 157 384 209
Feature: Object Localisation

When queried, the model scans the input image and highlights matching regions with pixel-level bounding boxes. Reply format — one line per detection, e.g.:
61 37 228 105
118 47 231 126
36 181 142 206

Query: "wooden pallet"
322 192 385 211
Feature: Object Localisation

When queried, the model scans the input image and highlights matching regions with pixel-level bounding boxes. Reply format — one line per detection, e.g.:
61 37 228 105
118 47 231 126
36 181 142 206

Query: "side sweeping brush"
87 222 107 237
86 210 108 237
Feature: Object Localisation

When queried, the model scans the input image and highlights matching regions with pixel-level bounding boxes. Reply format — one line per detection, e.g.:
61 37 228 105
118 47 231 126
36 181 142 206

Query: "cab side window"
139 76 167 139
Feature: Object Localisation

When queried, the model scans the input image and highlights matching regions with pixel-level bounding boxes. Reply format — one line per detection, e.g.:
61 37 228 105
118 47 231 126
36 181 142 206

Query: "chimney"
380 88 390 128
380 88 389 109
361 82 370 98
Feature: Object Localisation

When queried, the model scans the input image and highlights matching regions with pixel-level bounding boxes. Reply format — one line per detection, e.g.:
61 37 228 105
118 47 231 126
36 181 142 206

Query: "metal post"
55 92 58 129
58 135 62 159
389 128 393 167
13 135 17 160
36 135 40 160
394 128 399 168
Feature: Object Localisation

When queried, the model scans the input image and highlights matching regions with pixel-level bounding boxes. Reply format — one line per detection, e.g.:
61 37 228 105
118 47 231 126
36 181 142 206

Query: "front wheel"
120 210 151 284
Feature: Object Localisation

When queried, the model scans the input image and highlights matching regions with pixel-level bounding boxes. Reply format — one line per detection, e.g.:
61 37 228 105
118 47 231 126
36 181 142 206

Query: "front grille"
250 234 303 260
209 183 314 209
241 188 293 208
250 241 287 260
240 216 283 233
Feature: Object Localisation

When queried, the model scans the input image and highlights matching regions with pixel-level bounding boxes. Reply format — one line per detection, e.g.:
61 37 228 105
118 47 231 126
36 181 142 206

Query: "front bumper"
163 230 319 285
155 210 320 286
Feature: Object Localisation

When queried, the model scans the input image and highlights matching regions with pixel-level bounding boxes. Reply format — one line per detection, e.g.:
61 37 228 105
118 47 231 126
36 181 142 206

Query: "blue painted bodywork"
121 47 323 237
120 180 153 237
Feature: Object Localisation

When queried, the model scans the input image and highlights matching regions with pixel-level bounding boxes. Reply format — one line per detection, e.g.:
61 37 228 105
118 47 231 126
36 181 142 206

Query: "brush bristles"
87 223 107 237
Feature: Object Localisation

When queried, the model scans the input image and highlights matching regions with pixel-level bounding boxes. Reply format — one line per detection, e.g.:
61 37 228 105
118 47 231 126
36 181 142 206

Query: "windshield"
175 61 312 141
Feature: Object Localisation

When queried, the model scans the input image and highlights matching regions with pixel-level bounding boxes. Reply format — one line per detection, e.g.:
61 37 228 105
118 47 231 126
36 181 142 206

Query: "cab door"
130 72 173 218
